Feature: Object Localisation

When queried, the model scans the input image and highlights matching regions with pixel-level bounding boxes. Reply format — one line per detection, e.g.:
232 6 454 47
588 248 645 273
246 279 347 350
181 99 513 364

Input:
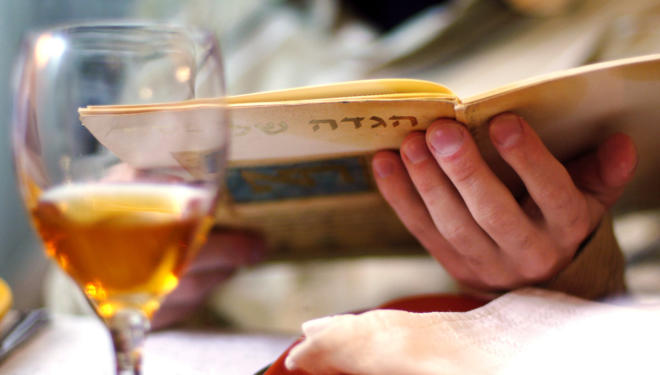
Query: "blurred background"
1 0 659 333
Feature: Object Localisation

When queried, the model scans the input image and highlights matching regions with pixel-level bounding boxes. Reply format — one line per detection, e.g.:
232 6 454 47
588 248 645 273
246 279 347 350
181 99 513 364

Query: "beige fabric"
542 214 626 299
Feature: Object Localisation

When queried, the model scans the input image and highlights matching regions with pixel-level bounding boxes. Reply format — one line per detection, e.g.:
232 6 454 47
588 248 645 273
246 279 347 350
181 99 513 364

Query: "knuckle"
455 250 516 290
560 202 591 249
515 245 562 281
439 221 471 247
518 261 549 282
444 156 481 185
460 252 487 270
478 208 518 234
538 185 575 213
521 140 545 164
543 195 591 251
415 178 441 197
515 231 537 254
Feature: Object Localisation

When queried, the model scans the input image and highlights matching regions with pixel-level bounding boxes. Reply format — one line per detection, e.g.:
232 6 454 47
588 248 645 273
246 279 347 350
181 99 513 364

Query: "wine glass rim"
24 21 216 46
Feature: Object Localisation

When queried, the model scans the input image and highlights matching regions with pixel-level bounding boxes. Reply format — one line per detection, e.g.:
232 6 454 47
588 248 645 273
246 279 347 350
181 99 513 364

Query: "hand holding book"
372 113 635 292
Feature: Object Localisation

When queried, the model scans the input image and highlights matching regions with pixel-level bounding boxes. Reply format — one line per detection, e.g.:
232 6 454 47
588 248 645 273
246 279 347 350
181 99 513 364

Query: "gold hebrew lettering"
389 115 418 127
255 121 288 135
309 119 338 131
369 116 386 128
231 123 251 137
341 117 364 129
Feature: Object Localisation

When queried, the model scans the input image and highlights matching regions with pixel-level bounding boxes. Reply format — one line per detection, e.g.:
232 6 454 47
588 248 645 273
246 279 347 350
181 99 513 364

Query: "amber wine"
31 184 214 319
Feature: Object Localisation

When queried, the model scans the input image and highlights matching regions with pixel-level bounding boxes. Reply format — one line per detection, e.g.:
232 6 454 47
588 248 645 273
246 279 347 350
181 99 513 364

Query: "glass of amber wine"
11 24 227 374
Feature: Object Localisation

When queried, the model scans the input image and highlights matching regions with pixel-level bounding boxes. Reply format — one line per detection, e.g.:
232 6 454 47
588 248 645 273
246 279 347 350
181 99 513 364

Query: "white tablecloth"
0 314 295 375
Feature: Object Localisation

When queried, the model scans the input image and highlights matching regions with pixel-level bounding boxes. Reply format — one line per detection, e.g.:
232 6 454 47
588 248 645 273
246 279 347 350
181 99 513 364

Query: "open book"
79 54 660 259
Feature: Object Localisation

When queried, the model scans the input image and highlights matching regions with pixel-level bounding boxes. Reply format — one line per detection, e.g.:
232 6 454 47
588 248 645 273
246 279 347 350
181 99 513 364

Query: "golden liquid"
30 184 213 320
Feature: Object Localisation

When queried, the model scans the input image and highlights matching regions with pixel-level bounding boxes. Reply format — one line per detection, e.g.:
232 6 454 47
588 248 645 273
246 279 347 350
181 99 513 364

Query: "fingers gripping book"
79 54 660 259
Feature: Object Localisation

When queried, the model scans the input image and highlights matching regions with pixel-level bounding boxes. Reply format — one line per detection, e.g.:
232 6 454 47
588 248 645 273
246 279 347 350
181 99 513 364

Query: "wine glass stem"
109 309 150 375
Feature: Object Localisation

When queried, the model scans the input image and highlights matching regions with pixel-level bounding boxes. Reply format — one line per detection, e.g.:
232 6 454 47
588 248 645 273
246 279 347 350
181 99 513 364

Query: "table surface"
0 313 295 375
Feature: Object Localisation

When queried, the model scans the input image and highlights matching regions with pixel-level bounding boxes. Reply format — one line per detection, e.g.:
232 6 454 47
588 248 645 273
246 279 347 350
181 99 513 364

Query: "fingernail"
402 136 430 164
372 158 394 178
429 123 464 157
490 113 522 148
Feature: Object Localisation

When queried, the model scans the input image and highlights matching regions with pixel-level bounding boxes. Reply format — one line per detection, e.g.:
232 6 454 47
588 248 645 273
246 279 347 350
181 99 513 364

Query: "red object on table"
264 294 488 375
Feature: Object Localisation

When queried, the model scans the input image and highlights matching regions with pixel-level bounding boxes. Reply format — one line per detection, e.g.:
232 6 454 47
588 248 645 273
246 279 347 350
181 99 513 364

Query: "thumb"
568 133 637 209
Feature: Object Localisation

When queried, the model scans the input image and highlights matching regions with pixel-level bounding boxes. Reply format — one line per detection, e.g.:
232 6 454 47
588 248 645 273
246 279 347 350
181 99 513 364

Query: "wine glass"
11 23 228 374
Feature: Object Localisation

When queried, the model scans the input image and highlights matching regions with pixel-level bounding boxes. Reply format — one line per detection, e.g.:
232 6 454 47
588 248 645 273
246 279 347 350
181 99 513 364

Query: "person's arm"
371 113 637 297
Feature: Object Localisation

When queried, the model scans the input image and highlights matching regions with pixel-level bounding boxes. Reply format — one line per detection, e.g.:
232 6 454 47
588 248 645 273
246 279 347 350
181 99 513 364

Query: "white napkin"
286 288 660 374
